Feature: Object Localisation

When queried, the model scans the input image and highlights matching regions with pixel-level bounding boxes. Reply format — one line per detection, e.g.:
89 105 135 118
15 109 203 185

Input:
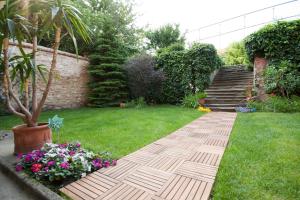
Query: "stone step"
205 103 238 107
205 99 246 104
214 76 253 81
209 107 236 112
205 88 245 92
206 95 246 99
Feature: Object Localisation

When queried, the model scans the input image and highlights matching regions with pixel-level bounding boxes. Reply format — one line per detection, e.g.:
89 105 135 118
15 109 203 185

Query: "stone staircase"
205 66 254 112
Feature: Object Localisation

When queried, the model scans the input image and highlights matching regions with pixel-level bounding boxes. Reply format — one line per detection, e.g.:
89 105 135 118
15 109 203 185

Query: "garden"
0 0 300 199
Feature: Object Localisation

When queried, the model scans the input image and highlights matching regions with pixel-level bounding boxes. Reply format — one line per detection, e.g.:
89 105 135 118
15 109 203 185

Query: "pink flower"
60 162 70 169
25 154 32 162
17 153 23 159
31 163 42 173
15 164 23 172
112 160 117 166
76 143 81 148
92 159 102 169
69 151 76 156
47 161 55 167
44 167 49 172
104 161 110 168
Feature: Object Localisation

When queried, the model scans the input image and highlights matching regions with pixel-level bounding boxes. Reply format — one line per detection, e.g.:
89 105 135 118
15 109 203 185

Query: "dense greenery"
40 0 142 56
264 61 300 97
0 106 202 158
88 17 128 107
222 41 250 66
182 92 207 108
123 54 164 103
145 24 185 51
248 95 300 113
244 20 300 64
156 43 222 104
213 112 300 199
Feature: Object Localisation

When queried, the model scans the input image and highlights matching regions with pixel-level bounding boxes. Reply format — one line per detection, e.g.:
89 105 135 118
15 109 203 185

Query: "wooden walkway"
60 112 237 200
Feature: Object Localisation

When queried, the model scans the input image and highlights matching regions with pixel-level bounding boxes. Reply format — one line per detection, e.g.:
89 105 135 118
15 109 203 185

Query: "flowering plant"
15 143 117 182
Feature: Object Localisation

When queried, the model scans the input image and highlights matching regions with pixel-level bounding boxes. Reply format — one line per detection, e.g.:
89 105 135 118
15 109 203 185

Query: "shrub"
264 61 300 97
124 97 147 109
156 43 186 104
156 43 222 104
247 96 300 113
222 41 250 66
182 92 207 108
15 143 116 184
244 20 300 64
184 43 222 93
123 54 164 103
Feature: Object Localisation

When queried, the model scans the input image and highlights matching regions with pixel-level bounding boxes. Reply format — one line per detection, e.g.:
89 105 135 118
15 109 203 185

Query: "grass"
213 112 300 200
0 105 202 158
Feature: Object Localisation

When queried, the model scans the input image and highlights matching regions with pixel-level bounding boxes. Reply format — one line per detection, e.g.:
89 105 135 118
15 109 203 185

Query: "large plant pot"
12 123 52 154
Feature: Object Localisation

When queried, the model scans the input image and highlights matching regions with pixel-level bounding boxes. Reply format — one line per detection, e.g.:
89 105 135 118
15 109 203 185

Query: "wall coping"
9 41 89 61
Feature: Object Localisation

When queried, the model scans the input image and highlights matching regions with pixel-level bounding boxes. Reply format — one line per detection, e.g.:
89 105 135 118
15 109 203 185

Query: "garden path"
61 112 237 200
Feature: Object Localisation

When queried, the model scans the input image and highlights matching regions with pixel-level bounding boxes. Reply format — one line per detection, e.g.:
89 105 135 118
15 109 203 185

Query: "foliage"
247 95 300 113
1 0 90 127
222 41 250 66
263 61 300 97
124 97 147 109
213 112 300 199
156 43 186 104
1 106 203 158
156 43 222 104
244 20 300 64
182 92 207 108
88 16 127 107
15 143 116 183
123 54 164 103
184 43 222 93
145 24 185 50
39 0 142 56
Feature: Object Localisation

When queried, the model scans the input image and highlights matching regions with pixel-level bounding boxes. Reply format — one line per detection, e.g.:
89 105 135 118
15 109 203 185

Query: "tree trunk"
31 13 38 113
32 27 62 123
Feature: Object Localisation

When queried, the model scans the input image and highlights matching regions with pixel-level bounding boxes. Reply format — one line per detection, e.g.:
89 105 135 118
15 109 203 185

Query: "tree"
1 0 90 127
222 41 250 65
146 24 185 50
88 16 127 107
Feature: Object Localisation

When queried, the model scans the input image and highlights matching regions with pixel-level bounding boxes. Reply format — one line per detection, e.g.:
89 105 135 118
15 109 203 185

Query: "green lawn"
0 105 202 158
213 112 300 200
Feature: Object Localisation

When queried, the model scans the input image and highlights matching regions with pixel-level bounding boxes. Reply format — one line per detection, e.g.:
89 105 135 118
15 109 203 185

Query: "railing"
186 0 300 48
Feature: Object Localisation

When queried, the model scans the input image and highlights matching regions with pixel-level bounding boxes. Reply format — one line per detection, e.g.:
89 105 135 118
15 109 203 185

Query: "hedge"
244 19 300 64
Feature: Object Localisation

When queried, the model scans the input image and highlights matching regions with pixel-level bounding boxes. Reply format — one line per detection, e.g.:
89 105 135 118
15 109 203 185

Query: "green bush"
182 92 207 108
124 97 147 109
248 96 300 113
156 43 222 104
222 41 250 66
264 61 300 97
244 20 300 64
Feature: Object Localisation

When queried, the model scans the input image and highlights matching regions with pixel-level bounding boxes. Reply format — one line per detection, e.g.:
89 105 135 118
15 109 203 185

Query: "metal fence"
186 0 300 48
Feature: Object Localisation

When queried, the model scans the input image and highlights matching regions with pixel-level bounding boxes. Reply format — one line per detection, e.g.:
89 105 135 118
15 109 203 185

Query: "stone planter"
12 123 52 154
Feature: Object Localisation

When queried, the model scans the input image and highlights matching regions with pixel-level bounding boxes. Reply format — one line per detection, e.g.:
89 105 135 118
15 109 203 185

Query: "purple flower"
44 167 49 172
47 161 55 167
69 151 76 156
24 154 32 162
92 160 102 169
60 162 70 169
15 164 23 172
76 143 81 148
59 143 67 148
17 153 23 159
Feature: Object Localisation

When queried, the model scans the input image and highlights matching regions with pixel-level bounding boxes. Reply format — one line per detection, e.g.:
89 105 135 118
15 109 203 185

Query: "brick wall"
8 42 89 109
254 56 268 101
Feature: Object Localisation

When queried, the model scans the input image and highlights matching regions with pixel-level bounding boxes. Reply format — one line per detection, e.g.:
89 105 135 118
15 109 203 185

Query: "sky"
134 0 300 49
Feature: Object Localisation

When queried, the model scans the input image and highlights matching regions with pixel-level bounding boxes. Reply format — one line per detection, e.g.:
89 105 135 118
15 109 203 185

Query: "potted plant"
197 92 207 106
1 0 90 153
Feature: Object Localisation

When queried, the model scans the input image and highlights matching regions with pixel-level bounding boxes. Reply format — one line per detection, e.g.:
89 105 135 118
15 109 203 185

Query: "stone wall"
8 42 89 109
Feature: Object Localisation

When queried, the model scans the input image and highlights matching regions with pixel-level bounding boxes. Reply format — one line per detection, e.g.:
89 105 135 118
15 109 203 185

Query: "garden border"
0 157 63 200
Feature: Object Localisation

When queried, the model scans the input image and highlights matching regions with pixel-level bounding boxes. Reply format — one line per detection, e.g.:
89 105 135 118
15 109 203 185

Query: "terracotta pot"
12 123 52 154
198 98 206 105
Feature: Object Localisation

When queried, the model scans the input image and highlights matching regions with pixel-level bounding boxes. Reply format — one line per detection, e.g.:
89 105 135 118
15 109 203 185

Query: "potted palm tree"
1 0 90 153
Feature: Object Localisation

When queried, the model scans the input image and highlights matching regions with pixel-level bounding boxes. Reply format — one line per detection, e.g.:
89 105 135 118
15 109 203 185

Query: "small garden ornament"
48 115 64 143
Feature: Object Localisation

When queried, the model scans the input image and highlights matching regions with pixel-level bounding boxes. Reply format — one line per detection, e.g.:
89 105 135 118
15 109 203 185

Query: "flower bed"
15 143 116 185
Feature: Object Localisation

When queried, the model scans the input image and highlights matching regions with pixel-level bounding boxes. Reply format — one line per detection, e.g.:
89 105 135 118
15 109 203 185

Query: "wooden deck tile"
61 112 237 200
